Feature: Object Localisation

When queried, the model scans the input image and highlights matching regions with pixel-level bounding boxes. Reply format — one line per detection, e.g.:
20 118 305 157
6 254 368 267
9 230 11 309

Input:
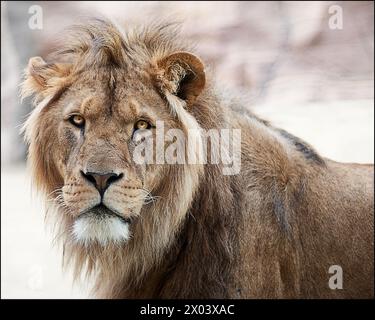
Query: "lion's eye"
69 114 85 128
134 120 151 131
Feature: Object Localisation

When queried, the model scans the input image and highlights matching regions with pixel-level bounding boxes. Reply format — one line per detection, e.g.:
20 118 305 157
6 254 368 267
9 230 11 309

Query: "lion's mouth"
78 204 132 224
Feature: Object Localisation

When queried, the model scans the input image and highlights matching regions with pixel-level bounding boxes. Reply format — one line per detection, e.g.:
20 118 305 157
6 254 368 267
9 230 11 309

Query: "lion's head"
21 19 211 292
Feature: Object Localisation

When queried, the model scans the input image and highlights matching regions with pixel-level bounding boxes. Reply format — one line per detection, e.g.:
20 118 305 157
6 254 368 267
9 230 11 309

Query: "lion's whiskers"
141 188 160 205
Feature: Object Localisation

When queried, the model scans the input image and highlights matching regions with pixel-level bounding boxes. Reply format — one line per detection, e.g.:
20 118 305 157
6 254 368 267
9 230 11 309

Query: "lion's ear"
21 56 71 103
153 51 206 106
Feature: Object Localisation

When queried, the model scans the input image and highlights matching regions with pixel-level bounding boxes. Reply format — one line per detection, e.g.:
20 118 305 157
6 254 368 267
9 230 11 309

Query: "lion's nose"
81 171 123 196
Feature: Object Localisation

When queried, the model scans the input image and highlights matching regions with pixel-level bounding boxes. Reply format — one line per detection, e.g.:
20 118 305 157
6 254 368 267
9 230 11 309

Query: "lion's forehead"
71 67 152 95
62 75 164 123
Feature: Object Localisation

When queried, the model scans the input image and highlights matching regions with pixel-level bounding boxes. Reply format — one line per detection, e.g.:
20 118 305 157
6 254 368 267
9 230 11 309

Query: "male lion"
21 19 374 298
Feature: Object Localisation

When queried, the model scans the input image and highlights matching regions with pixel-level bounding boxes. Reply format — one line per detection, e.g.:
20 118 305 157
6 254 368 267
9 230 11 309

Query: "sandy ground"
1 100 374 299
1 167 89 299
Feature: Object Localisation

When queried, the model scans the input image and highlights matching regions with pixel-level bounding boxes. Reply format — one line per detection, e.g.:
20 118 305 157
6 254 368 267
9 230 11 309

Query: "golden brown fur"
21 18 374 298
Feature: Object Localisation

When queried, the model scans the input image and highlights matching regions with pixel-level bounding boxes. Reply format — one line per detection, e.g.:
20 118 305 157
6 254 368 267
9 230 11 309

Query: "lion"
21 18 374 298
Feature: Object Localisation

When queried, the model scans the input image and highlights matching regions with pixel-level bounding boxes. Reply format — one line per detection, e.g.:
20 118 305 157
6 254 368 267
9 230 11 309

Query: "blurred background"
1 1 374 298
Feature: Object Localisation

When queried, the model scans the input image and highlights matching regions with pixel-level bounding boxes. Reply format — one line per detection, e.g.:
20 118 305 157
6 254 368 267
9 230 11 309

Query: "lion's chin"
72 212 130 247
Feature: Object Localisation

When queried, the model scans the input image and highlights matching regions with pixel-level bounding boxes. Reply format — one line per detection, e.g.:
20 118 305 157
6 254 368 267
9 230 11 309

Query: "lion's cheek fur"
25 107 65 195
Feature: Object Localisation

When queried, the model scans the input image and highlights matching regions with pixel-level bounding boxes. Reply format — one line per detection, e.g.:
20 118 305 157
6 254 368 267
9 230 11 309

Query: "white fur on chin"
72 214 130 246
